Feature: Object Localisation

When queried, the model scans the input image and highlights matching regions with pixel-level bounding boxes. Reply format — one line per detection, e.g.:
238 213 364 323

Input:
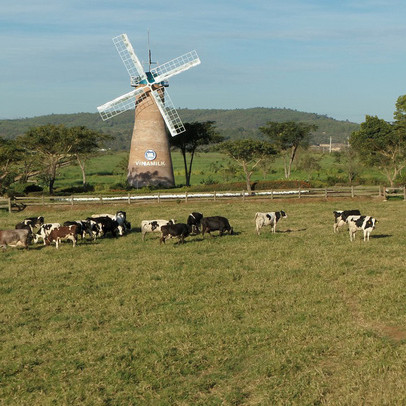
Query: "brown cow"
0 229 30 249
45 225 77 249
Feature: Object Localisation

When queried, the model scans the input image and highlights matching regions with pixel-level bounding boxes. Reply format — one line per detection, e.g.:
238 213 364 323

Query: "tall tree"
0 137 23 194
217 139 276 193
170 121 223 186
18 124 76 194
259 121 317 178
69 126 111 185
350 114 406 187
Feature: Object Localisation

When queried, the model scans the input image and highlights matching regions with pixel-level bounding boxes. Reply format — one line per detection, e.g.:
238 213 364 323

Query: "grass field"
0 197 405 405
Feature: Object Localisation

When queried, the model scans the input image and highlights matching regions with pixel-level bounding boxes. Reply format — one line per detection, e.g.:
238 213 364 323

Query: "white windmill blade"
97 87 147 120
113 34 147 86
151 87 185 136
150 50 200 83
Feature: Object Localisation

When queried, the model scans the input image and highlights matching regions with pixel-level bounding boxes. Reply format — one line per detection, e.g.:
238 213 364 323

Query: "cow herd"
0 206 378 250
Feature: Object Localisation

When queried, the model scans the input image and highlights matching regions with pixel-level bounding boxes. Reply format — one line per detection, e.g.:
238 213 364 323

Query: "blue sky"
1 0 405 123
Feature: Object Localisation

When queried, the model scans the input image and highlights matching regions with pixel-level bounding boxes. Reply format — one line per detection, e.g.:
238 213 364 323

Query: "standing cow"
255 211 287 235
141 219 176 241
160 223 191 245
201 216 233 237
346 215 377 242
333 210 361 233
187 212 203 234
45 225 78 249
33 223 61 245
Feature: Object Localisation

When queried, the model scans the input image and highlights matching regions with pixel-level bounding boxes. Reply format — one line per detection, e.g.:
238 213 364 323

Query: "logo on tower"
145 149 157 161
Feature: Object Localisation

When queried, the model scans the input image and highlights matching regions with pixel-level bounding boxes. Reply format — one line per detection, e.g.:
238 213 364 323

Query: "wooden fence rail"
2 186 403 213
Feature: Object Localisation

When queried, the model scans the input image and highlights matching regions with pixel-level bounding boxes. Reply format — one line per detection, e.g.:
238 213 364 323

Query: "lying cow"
201 216 233 237
333 210 361 233
187 212 203 234
346 215 377 242
45 225 77 249
141 219 176 242
255 211 287 235
33 223 61 245
0 229 30 249
160 223 191 245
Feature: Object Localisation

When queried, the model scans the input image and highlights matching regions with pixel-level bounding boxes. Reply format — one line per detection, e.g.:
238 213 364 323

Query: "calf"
333 210 361 233
201 216 233 237
187 212 203 234
160 223 191 244
33 223 61 245
141 219 176 242
0 229 30 249
45 225 77 249
255 211 287 235
346 215 377 242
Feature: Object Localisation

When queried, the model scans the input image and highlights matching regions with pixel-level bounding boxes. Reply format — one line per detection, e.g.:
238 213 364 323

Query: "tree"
217 139 276 193
259 121 318 178
0 137 23 194
350 114 406 187
170 121 223 186
69 126 111 185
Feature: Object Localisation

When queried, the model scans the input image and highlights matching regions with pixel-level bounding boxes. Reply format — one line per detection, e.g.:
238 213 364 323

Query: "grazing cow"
160 223 191 244
346 215 377 242
15 216 44 233
187 212 203 234
63 220 99 240
33 223 61 245
201 216 233 237
255 211 287 235
90 216 121 238
333 210 361 233
0 229 30 249
141 219 176 242
45 225 77 249
91 211 128 235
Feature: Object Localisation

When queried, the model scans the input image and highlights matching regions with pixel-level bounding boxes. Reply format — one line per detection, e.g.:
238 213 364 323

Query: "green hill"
0 108 359 150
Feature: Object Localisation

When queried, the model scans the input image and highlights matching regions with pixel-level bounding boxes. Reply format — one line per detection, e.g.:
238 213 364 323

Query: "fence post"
351 186 354 198
383 187 387 201
242 190 245 202
71 195 74 206
404 186 406 201
325 188 328 199
100 195 103 204
157 192 160 204
185 191 188 203
42 194 45 207
298 186 301 199
214 191 216 202
8 198 11 213
271 189 273 200
128 193 131 205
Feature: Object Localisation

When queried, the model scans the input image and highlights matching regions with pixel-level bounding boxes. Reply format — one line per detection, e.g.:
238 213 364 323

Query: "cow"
160 223 191 245
141 219 176 242
63 220 100 240
333 210 361 233
45 225 77 249
89 216 121 238
346 215 377 242
201 216 233 237
187 212 203 234
33 223 61 245
15 216 44 233
255 211 287 235
91 211 128 235
0 229 30 249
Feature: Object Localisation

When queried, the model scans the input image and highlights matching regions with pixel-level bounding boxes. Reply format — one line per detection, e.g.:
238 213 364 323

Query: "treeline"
0 108 359 150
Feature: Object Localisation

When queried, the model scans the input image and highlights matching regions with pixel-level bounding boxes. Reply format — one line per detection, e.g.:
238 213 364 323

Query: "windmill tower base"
127 88 175 188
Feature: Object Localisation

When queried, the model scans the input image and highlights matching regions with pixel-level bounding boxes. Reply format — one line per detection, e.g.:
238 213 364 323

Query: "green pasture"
55 151 385 192
0 198 405 404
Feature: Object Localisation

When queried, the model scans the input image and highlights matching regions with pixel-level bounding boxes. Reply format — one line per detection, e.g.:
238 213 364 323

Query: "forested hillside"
0 108 359 150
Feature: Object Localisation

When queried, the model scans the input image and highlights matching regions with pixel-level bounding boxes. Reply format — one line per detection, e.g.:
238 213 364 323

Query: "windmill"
97 33 201 187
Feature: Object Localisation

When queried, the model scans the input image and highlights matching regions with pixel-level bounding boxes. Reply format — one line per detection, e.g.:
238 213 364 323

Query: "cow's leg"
55 238 59 249
142 231 146 242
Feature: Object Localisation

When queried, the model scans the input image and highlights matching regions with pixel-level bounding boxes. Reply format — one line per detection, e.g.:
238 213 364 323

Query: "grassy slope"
0 198 405 404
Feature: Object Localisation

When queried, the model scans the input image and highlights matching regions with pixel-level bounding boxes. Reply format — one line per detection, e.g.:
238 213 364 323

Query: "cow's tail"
254 212 259 220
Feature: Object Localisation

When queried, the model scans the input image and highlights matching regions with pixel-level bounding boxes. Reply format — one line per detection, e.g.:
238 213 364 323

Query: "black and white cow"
63 220 100 240
89 216 121 238
91 211 129 235
160 223 191 245
141 219 176 242
33 223 61 245
15 216 44 233
201 216 233 237
255 211 287 235
0 229 30 249
186 212 203 234
333 210 361 233
346 215 377 242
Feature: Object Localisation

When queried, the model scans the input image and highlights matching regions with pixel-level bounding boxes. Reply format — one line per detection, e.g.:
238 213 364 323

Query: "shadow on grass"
370 234 392 239
279 228 307 233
